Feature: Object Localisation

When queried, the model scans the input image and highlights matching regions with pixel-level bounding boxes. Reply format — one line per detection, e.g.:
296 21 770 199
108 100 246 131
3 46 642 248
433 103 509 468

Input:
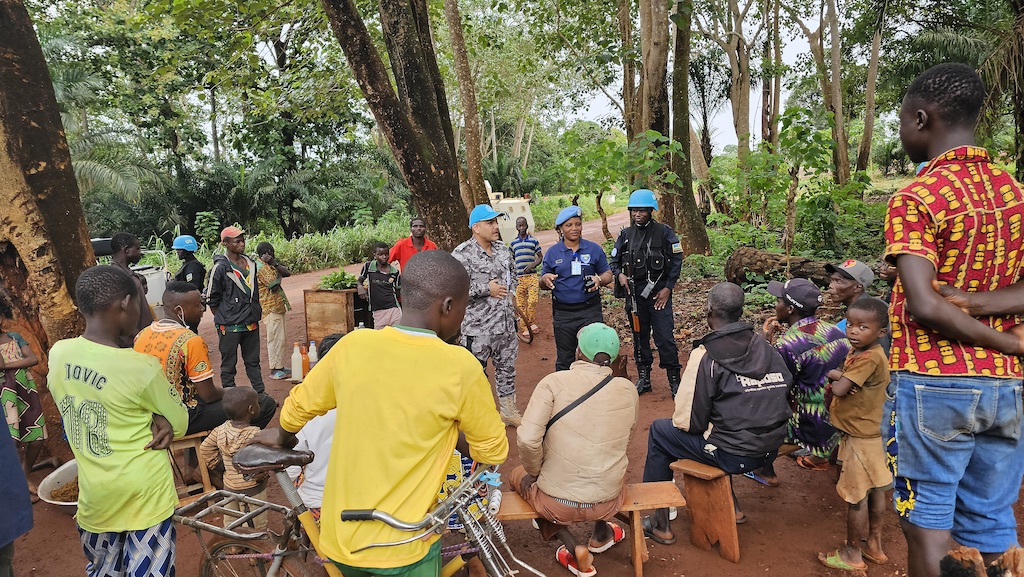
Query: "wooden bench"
169 431 214 504
670 459 739 563
497 481 685 577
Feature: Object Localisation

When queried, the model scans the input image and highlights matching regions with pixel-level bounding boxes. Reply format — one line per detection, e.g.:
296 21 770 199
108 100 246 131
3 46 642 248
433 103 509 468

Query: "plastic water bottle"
291 343 303 383
301 346 310 377
308 340 318 366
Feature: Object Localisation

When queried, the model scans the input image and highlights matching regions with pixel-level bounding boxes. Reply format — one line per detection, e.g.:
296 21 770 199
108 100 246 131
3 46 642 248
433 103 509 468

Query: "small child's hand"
848 385 861 396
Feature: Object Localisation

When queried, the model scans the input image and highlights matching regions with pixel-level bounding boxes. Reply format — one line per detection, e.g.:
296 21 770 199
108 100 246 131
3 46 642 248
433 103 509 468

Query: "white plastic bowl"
38 458 78 515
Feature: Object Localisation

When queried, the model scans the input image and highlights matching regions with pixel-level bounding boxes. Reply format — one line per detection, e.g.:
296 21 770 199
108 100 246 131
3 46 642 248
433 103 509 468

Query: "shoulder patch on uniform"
671 242 683 254
185 272 193 282
611 248 617 257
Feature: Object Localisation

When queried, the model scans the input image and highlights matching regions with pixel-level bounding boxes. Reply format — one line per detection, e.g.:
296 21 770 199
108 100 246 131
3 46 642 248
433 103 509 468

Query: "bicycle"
173 445 545 577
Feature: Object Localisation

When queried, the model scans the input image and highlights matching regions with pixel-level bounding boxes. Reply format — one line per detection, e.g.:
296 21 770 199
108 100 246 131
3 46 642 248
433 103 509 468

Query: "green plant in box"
317 270 359 290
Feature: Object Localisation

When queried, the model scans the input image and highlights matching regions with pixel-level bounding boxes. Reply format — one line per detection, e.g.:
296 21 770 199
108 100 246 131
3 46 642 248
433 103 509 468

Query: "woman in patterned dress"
756 279 849 483
0 305 46 498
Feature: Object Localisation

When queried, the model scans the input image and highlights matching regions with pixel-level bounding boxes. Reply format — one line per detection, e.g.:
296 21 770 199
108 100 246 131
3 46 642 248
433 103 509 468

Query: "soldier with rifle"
610 189 684 396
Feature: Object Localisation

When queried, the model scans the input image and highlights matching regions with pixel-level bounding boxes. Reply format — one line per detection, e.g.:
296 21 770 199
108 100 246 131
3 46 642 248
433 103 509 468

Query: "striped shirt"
510 235 541 276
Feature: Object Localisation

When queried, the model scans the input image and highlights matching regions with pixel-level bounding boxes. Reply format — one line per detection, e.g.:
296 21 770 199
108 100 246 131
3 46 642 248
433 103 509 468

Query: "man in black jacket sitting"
641 282 793 544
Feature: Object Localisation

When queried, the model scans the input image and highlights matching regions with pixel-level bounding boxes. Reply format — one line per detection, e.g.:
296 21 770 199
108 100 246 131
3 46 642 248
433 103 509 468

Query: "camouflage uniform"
452 238 519 399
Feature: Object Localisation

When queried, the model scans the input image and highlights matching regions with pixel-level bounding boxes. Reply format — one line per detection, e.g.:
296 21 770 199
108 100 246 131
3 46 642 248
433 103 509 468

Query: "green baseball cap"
578 323 620 362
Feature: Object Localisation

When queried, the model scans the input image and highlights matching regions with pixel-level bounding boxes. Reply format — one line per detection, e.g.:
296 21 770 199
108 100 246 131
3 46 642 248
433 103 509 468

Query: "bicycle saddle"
233 445 314 474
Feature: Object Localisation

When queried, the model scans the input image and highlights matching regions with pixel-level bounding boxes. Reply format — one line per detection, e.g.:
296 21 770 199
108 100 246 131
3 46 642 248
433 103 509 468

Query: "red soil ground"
13 213 1023 576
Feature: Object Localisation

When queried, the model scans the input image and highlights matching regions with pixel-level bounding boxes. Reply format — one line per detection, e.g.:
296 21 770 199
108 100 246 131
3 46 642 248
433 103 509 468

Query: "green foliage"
316 271 360 290
193 211 221 247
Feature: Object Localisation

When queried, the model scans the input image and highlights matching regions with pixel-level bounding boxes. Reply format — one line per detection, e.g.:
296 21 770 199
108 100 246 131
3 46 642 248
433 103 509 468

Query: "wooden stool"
498 481 686 577
169 431 214 501
670 459 740 563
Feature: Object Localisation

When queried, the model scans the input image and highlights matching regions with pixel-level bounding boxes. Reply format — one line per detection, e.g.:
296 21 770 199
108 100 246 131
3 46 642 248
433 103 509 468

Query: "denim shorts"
883 371 1024 552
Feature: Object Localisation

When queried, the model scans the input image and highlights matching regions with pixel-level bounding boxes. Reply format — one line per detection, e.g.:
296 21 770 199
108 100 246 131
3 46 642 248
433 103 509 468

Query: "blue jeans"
883 371 1024 552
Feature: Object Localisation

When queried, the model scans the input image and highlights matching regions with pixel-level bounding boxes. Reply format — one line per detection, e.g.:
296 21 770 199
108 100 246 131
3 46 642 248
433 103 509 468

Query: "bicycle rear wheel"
201 538 326 577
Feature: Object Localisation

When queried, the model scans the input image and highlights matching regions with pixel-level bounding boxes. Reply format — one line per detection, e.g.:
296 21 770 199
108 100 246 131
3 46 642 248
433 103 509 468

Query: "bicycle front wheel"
201 538 326 577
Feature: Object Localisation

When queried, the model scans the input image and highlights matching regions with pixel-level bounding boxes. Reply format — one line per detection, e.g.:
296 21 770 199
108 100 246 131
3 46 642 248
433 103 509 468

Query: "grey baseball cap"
825 259 875 287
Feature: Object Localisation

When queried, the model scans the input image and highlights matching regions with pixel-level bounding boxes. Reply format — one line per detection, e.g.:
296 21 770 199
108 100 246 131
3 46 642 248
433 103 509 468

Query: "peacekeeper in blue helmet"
610 189 684 396
540 205 613 371
172 235 207 333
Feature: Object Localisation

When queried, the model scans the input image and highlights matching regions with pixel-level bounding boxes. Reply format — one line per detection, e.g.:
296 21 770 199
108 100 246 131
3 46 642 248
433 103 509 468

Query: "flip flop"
641 515 676 545
588 521 625 553
556 545 597 577
735 512 747 525
861 549 889 565
796 455 830 471
742 471 780 487
818 550 867 572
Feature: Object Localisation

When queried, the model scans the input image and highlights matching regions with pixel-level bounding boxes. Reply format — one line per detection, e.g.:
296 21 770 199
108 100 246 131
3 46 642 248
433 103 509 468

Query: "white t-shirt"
286 409 337 509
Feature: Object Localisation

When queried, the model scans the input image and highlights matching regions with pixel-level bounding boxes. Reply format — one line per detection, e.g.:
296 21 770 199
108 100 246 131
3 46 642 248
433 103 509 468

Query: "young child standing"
357 242 401 328
200 387 269 529
818 297 893 572
256 242 292 380
0 302 46 499
49 265 188 577
510 216 542 336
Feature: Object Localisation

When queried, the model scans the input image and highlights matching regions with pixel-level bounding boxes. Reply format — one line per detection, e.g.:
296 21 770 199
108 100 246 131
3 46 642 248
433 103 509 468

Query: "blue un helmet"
627 189 659 211
171 235 199 252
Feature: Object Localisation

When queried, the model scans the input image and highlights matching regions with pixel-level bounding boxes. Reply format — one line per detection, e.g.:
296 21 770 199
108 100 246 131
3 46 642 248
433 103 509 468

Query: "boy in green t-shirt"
48 265 188 577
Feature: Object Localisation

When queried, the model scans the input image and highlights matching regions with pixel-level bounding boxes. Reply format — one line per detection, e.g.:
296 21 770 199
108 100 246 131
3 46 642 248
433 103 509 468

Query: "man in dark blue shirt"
540 206 613 370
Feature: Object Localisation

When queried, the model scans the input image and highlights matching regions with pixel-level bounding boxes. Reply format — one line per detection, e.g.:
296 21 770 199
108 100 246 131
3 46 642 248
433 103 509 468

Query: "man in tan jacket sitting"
508 323 639 577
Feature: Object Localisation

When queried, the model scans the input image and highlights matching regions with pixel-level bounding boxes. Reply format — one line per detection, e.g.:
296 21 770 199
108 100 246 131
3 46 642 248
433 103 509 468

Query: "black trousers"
551 299 604 371
634 292 680 370
187 393 277 435
642 418 775 482
218 328 265 393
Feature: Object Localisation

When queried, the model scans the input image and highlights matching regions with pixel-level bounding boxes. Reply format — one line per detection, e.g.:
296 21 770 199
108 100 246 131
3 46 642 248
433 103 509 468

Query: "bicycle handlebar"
340 509 376 522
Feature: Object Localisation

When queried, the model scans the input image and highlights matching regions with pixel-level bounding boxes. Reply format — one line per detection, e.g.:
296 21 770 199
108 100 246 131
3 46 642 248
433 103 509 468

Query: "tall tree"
443 0 488 208
321 0 468 248
671 0 711 255
1 0 94 363
856 0 886 172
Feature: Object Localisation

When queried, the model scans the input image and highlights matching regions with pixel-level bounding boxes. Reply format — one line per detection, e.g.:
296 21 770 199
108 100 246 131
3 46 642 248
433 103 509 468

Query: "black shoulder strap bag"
543 374 615 440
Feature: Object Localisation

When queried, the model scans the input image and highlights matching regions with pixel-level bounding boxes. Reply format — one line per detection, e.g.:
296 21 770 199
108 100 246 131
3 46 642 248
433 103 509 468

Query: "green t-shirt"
48 337 189 533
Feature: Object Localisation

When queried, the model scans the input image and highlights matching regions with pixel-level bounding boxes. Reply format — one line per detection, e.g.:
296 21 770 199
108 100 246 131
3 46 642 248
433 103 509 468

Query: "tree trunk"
724 246 831 286
690 125 719 216
0 0 94 373
826 0 850 184
489 110 498 164
671 0 710 255
618 0 638 140
595 190 612 240
770 0 781 150
856 3 884 172
640 0 670 138
521 120 535 170
760 0 772 147
443 0 487 206
209 85 220 162
321 0 468 249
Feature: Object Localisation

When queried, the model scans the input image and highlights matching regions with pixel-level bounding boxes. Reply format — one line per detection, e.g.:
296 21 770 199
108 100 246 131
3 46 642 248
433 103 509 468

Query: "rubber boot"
499 396 522 427
635 365 653 395
667 368 681 398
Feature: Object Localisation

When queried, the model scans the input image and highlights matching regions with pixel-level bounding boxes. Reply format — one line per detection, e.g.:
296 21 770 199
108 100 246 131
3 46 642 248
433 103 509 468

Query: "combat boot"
636 365 653 395
667 368 681 398
499 396 522 427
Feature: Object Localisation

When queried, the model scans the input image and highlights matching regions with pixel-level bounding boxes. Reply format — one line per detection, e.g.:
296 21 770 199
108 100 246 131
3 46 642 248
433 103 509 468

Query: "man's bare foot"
573 545 594 573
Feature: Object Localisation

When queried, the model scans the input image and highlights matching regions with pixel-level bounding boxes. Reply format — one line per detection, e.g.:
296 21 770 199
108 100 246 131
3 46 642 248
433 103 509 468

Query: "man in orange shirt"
135 281 275 435
389 217 437 270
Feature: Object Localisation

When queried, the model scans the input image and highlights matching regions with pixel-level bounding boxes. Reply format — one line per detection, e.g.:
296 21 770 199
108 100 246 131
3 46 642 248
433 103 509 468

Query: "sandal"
588 521 625 553
641 515 676 545
818 550 867 572
556 545 597 577
742 471 780 487
861 549 889 565
796 455 830 471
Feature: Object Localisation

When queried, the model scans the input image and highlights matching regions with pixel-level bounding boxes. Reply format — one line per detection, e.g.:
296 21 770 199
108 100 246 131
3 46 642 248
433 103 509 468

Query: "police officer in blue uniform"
540 206 613 371
610 189 683 396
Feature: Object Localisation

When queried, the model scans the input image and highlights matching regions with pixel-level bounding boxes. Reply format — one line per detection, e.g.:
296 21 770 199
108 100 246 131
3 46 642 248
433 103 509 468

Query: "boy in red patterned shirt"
884 63 1024 577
